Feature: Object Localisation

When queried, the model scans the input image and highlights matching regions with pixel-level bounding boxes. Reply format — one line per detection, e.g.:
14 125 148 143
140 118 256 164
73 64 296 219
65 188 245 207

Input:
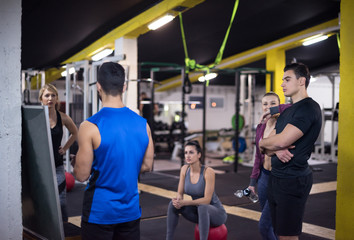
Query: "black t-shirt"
271 98 322 178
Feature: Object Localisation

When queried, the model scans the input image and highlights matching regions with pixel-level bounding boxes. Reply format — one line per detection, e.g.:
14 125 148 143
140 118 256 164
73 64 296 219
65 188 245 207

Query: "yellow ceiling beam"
30 68 63 89
156 18 339 92
63 0 205 64
33 0 205 89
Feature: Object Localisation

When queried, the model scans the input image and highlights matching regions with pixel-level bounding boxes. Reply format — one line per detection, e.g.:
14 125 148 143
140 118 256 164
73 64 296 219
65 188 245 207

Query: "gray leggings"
166 201 227 240
56 165 68 222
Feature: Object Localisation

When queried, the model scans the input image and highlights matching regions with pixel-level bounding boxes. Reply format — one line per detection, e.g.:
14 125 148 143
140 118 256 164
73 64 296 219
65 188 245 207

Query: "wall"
155 85 239 131
0 0 23 238
308 74 340 142
156 84 271 132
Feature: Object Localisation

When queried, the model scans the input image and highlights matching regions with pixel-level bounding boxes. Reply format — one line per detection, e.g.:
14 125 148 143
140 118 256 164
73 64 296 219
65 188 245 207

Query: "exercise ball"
194 224 228 240
65 172 75 192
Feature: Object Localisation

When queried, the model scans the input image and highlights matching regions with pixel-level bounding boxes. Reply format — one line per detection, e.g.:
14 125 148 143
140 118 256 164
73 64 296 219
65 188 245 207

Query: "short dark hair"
262 91 280 103
284 62 311 88
185 140 202 160
97 62 125 96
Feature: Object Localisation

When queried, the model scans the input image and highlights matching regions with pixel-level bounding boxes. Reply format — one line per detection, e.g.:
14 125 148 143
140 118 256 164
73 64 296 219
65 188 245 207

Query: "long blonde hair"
39 84 60 110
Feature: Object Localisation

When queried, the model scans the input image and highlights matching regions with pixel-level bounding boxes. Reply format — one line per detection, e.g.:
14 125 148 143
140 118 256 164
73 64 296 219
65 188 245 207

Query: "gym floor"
66 155 337 240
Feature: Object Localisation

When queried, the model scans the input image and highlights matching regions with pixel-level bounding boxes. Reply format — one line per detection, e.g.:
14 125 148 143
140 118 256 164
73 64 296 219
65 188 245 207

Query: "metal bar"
181 68 186 167
65 65 71 173
234 71 241 173
83 61 89 119
150 70 155 135
202 79 206 164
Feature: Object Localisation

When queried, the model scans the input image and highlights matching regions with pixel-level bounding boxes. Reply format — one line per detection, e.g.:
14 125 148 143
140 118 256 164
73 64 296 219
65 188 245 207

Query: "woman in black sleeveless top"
39 84 78 222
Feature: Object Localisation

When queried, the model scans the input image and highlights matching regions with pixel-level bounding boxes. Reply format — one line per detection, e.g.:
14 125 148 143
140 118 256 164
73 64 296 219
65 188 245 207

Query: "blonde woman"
39 84 78 222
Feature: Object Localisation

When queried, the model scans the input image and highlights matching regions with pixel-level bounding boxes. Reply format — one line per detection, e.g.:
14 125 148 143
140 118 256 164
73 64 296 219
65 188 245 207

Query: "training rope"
179 0 239 86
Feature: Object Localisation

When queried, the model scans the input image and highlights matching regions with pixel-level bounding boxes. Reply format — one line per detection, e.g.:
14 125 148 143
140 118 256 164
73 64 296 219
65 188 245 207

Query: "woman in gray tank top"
166 141 227 240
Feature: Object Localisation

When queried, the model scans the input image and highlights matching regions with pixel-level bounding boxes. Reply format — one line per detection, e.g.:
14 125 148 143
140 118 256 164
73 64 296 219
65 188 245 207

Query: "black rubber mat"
140 192 170 219
141 207 332 240
304 191 336 229
67 182 85 217
67 162 336 239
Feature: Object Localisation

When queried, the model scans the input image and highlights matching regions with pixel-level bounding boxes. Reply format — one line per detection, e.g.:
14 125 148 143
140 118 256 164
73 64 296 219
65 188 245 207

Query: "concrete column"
115 37 138 112
266 49 286 103
0 0 23 238
336 0 354 238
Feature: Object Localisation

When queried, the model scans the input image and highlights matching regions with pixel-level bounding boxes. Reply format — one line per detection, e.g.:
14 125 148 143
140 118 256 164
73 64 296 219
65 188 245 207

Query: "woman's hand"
172 198 184 209
58 146 65 155
259 110 271 124
248 186 256 194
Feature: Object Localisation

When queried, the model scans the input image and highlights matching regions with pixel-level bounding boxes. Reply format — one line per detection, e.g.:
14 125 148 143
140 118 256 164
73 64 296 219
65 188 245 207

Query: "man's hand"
275 147 294 163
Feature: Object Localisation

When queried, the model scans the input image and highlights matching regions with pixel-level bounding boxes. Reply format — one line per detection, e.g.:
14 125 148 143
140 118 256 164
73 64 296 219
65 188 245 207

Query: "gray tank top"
184 165 224 208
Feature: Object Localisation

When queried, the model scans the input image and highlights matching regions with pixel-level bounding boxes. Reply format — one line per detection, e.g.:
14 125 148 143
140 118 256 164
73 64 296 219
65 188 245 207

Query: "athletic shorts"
267 173 313 236
81 218 140 240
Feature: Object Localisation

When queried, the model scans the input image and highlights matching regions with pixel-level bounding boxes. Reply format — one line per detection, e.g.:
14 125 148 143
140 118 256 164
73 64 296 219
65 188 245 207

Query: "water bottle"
234 188 259 203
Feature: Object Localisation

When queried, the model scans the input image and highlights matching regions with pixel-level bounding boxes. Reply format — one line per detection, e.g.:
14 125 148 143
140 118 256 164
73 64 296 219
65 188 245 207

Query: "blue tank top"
184 165 224 209
82 107 149 224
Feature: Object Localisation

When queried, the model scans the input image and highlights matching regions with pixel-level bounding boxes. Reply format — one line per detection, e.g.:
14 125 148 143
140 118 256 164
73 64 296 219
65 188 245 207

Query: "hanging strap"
179 0 240 75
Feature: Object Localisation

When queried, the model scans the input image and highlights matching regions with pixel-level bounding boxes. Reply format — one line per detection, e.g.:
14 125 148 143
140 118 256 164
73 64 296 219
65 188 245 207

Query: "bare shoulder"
180 165 189 176
79 120 97 132
204 166 215 177
58 111 73 123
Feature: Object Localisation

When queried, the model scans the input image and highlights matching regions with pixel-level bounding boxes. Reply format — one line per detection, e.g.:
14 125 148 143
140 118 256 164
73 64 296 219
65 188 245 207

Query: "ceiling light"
61 67 75 77
310 76 317 83
91 48 114 61
198 73 218 82
302 34 328 46
148 14 175 30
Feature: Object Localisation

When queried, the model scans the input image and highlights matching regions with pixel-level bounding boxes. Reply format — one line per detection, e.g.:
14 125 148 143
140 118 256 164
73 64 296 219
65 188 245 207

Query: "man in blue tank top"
74 62 154 240
259 63 322 240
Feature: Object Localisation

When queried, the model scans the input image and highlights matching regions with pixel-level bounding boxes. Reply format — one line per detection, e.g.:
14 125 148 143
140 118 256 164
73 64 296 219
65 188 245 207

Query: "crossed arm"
259 123 304 163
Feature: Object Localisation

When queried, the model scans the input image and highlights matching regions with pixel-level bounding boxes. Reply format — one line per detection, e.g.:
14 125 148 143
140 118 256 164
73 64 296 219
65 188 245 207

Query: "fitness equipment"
194 224 228 240
233 68 273 173
232 137 247 153
65 172 75 192
231 114 244 131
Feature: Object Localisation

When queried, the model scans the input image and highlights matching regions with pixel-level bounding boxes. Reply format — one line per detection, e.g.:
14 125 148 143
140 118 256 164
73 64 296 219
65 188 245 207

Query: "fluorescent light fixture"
148 14 175 30
302 34 328 46
310 76 317 83
61 67 75 77
91 48 114 61
198 73 218 82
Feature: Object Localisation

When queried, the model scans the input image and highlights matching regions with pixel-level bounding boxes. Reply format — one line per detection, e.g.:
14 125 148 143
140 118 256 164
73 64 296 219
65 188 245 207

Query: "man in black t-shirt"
259 63 322 240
